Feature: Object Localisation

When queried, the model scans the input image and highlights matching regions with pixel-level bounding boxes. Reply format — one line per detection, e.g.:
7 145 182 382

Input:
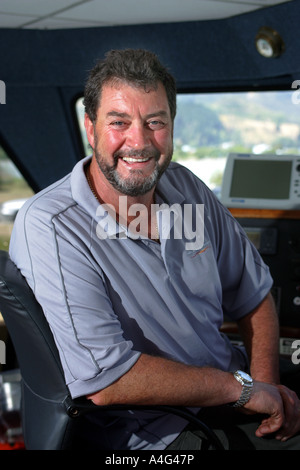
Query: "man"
9 49 300 450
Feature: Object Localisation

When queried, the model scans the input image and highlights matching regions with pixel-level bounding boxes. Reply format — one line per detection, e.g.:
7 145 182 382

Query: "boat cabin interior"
0 0 300 450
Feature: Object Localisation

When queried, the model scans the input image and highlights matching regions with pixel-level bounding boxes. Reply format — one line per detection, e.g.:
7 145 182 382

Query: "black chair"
0 250 224 450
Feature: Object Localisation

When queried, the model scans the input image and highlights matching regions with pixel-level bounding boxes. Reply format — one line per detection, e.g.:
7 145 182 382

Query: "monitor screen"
221 153 300 209
230 160 292 199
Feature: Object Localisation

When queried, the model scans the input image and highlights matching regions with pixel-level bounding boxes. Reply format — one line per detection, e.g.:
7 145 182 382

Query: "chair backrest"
0 250 82 449
0 250 224 450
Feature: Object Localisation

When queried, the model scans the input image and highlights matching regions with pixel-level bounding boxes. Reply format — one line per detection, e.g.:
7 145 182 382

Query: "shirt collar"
156 167 186 206
71 157 186 239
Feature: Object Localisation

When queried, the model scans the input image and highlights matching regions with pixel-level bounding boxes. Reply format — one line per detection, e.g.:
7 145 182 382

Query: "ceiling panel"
0 13 37 28
21 16 106 30
54 0 268 25
0 0 293 29
0 0 88 17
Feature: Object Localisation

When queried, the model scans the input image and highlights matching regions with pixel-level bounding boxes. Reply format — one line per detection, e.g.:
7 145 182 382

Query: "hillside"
173 90 300 156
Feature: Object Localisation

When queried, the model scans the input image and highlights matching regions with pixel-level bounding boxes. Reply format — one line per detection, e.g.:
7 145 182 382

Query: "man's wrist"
229 370 253 408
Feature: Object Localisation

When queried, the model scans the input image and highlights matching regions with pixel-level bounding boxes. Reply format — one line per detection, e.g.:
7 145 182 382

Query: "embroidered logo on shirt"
191 246 210 257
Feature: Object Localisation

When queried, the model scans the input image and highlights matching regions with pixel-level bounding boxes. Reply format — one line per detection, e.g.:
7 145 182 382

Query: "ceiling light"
255 26 285 58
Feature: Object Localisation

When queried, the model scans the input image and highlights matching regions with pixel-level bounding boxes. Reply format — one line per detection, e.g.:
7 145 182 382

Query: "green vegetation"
172 91 300 162
174 102 226 148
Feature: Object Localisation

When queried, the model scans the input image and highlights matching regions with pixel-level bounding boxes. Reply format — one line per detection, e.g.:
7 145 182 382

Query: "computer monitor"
221 153 300 209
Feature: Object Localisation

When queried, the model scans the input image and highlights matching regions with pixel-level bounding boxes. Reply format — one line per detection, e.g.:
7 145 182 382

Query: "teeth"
122 157 150 163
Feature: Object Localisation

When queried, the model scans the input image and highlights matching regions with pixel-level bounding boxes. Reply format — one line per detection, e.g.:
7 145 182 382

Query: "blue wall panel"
0 0 299 189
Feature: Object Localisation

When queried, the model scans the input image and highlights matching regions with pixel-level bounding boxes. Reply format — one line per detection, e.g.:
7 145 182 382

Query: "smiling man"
10 49 300 450
84 51 175 238
86 84 172 196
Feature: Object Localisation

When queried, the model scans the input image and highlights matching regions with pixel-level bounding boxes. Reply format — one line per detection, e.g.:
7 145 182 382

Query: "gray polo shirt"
9 157 273 449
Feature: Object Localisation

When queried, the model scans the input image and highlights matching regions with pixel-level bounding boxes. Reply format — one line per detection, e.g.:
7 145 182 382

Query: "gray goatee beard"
95 147 172 197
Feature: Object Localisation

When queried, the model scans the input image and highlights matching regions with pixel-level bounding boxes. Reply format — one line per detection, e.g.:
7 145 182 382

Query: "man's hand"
242 381 300 441
243 381 284 436
274 385 300 441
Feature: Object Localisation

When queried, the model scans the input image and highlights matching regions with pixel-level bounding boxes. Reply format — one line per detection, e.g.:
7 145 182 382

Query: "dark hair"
83 49 176 122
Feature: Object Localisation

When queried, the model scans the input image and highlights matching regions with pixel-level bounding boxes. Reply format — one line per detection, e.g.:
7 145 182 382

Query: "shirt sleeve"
9 200 141 399
168 165 274 321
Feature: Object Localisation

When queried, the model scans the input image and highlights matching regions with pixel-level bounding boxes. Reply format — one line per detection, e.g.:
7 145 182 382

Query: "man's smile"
121 156 151 163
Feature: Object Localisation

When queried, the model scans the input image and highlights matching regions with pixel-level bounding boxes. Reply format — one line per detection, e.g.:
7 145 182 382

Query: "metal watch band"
231 370 253 408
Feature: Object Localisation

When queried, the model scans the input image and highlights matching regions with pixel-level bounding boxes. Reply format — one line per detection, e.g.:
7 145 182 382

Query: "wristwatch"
231 370 253 408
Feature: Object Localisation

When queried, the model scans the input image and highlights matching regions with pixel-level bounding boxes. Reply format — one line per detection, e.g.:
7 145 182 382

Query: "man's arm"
87 354 242 407
236 292 300 440
87 293 300 440
87 352 290 437
237 292 280 384
86 293 280 409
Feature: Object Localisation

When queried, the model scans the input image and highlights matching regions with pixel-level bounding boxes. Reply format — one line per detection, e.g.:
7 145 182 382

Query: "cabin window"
75 89 300 198
0 146 34 250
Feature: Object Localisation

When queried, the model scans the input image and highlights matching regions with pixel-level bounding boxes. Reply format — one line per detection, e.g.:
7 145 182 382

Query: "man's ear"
84 113 95 150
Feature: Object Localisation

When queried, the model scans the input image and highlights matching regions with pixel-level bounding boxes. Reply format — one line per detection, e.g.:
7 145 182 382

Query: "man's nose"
126 123 151 148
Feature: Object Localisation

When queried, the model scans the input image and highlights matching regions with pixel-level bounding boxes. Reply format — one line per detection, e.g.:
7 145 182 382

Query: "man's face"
85 81 173 197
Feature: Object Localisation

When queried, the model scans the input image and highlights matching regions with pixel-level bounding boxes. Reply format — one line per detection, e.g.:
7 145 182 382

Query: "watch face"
236 370 252 383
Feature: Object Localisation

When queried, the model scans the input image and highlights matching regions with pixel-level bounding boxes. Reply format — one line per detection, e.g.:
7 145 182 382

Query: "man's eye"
147 120 165 130
111 121 126 128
